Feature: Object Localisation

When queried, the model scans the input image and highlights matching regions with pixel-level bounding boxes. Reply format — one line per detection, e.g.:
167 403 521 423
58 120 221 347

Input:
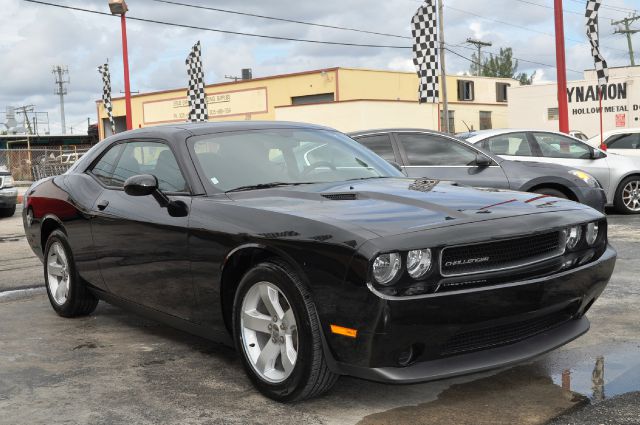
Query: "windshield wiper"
225 182 316 193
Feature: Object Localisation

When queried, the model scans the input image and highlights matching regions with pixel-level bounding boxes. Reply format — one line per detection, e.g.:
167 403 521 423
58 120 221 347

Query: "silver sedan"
460 129 640 214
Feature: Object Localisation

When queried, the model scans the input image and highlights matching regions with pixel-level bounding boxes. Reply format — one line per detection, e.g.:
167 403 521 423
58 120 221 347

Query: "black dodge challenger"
23 122 616 402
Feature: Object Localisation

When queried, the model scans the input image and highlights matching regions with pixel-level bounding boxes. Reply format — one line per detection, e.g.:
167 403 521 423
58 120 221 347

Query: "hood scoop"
322 193 358 201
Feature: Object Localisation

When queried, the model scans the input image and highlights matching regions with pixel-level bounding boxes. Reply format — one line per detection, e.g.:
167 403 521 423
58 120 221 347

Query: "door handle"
97 199 109 211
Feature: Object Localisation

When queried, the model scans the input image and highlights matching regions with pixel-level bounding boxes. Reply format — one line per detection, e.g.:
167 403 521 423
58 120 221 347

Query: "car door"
88 139 197 320
606 132 640 157
394 132 510 188
525 132 612 193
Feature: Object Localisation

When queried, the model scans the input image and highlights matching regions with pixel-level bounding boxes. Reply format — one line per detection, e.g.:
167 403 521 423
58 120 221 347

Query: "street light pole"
109 0 133 131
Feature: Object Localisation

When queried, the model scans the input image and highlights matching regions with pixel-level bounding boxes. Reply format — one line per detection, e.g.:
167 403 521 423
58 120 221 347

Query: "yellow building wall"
275 101 438 133
98 67 517 139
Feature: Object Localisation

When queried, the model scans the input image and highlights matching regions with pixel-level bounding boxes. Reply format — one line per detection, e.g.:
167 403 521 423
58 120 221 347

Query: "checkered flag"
98 63 115 134
411 0 439 103
586 0 609 85
185 41 208 122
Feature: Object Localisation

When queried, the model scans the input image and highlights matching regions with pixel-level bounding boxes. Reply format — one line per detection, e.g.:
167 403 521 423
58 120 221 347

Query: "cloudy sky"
2 0 638 134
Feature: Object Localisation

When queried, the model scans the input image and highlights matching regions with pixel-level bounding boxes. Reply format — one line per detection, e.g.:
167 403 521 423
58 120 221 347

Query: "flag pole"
554 0 570 134
438 0 449 133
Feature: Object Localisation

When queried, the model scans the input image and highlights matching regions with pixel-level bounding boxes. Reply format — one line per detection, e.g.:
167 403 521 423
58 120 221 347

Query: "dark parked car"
0 168 18 217
24 122 616 402
350 129 606 211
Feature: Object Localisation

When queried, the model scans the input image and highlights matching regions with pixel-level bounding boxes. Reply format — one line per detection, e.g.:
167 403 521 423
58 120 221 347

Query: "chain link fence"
0 146 93 182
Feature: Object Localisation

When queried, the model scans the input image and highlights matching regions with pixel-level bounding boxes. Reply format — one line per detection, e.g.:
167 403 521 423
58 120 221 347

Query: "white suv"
587 128 640 157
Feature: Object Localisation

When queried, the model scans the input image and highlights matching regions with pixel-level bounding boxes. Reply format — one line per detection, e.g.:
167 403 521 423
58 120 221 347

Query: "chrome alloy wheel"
240 281 298 383
46 241 70 305
622 180 640 212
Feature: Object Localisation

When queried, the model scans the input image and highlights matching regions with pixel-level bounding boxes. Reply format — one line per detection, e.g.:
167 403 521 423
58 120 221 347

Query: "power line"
149 0 411 39
566 0 639 15
23 0 410 49
445 4 628 53
446 44 582 74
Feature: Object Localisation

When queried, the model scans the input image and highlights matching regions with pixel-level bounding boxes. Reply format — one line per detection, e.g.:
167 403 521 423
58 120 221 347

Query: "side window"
111 141 188 192
398 133 478 166
533 133 592 159
484 133 533 156
356 134 396 162
607 133 640 149
90 144 124 186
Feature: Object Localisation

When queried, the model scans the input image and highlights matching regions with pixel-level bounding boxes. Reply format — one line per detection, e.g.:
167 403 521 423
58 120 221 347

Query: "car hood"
225 178 587 238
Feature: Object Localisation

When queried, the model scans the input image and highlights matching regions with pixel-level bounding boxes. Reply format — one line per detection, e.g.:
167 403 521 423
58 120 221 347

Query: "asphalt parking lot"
1 204 639 425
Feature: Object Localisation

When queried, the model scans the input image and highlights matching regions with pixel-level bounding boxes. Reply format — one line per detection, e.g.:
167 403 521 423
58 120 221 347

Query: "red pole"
599 87 606 150
120 13 133 131
554 0 569 134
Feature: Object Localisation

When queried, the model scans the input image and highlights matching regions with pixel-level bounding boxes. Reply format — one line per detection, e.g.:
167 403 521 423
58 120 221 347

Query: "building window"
547 107 559 121
479 111 492 130
291 93 334 105
496 83 510 102
457 80 475 101
440 110 455 133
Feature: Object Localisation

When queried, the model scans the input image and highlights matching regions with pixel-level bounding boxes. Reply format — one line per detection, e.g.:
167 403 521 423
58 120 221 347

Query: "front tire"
614 176 640 214
44 230 98 317
232 261 338 402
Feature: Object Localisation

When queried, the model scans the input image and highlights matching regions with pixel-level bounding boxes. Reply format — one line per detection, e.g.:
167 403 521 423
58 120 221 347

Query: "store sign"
567 83 626 103
616 113 626 127
142 87 268 124
565 82 640 117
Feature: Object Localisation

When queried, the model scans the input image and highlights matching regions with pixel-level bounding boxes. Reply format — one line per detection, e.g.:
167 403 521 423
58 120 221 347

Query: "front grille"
440 231 563 277
441 308 573 356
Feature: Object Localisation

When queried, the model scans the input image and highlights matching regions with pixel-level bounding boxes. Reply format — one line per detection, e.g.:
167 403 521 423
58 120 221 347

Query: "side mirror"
591 148 607 160
475 154 492 167
124 174 188 217
124 174 158 196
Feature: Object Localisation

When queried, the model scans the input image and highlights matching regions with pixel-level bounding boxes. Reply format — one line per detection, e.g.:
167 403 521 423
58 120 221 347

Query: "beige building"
509 66 640 138
97 67 519 139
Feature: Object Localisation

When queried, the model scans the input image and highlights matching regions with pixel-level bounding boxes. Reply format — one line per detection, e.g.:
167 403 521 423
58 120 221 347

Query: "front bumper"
329 245 616 383
0 188 18 208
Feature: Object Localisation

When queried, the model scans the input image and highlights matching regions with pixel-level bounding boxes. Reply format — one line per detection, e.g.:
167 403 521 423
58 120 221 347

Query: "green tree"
471 47 535 85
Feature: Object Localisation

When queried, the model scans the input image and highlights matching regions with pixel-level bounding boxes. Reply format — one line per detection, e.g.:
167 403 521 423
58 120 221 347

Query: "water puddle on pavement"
547 343 640 403
357 343 640 425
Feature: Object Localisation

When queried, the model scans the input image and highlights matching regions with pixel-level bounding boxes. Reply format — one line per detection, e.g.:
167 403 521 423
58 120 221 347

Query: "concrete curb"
0 286 45 302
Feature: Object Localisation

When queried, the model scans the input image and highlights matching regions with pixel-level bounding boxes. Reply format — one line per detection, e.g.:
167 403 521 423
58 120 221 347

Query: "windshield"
189 128 402 192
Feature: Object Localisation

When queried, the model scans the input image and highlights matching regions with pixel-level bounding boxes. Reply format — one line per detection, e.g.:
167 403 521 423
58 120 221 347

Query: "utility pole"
16 105 35 135
438 0 449 133
612 14 640 66
52 65 69 135
466 38 492 76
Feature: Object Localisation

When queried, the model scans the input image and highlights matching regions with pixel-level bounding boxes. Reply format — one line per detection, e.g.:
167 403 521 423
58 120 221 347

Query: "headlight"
0 176 12 189
406 249 432 279
372 253 401 285
585 222 599 246
569 170 599 188
565 225 582 250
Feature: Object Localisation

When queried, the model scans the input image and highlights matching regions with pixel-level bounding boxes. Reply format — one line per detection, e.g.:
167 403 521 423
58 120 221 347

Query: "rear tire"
0 205 16 217
614 176 640 214
532 188 568 199
232 260 338 402
44 230 98 317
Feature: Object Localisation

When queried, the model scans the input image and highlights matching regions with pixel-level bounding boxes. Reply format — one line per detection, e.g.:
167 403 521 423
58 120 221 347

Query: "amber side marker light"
330 324 358 338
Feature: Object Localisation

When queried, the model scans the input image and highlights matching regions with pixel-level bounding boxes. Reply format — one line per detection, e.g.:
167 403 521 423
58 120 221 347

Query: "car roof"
106 120 337 141
461 128 586 141
348 128 451 137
